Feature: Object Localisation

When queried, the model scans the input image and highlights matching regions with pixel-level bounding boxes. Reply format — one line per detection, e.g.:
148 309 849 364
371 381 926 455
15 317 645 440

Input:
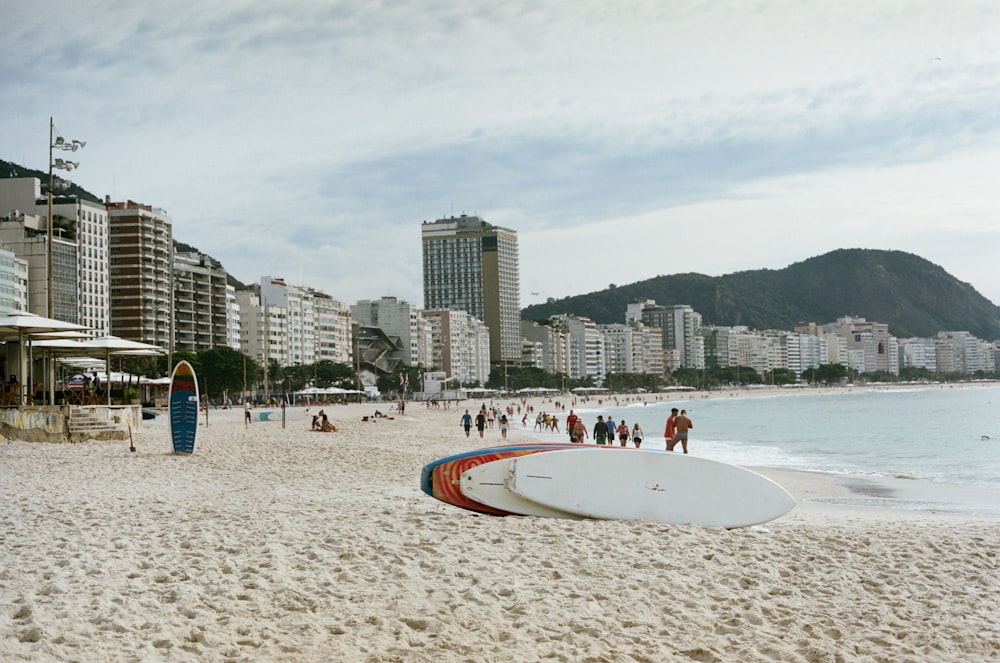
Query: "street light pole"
47 118 54 318
47 117 85 319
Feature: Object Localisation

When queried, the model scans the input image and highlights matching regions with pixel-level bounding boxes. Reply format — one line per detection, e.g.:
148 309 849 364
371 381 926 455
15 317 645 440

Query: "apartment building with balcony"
312 290 353 366
107 200 173 347
173 251 229 352
423 308 491 386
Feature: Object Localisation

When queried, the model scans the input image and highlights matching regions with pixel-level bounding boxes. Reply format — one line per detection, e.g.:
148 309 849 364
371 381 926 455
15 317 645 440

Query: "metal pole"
47 117 54 319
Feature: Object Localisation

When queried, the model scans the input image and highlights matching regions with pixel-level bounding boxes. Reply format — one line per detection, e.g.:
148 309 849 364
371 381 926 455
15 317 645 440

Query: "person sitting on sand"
318 409 336 432
311 414 321 430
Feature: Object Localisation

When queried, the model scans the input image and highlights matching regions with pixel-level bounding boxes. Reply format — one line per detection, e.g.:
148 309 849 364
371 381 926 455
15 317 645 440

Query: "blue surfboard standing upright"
169 360 199 454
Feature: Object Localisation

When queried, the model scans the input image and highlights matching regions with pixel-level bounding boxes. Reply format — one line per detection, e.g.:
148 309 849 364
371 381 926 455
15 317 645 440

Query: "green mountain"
522 249 1000 340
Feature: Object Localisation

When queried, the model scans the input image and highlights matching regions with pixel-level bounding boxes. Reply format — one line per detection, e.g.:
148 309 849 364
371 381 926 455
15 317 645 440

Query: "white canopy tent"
0 311 88 406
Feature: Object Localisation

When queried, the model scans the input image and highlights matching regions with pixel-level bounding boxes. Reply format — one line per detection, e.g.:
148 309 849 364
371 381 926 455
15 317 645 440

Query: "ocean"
525 383 1000 517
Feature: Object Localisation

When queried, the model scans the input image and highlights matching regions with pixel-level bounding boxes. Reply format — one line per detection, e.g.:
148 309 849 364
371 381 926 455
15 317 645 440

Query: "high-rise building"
107 200 173 347
0 178 81 323
173 251 229 352
421 214 521 364
52 195 110 334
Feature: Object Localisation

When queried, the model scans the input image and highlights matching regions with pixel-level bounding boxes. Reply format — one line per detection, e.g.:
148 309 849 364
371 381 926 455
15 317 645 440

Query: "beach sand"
2 399 997 662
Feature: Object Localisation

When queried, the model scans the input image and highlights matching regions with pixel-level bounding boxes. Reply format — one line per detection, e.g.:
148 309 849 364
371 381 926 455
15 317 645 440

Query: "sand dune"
1 401 997 661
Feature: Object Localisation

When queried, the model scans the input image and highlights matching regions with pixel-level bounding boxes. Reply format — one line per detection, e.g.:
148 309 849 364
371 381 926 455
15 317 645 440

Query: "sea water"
526 384 1000 516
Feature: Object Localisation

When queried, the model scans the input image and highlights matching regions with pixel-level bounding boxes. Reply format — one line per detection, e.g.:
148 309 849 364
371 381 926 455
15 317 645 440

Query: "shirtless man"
671 409 693 454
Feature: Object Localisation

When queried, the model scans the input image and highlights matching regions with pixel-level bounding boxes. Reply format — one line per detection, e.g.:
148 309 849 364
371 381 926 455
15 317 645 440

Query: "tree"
764 368 798 385
198 347 255 396
803 363 848 385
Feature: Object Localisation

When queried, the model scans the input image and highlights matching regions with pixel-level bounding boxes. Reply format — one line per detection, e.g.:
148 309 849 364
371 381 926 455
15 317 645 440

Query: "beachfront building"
0 210 47 314
236 287 289 368
797 322 850 368
632 300 705 370
261 277 315 367
173 251 230 352
0 247 26 312
935 331 993 374
312 291 353 365
826 316 898 375
600 322 664 377
552 314 605 384
226 286 241 351
702 325 771 375
898 337 938 373
421 214 521 364
53 194 110 334
351 296 429 368
782 330 827 377
520 320 571 377
422 309 491 386
601 324 636 375
0 177 93 326
107 200 173 347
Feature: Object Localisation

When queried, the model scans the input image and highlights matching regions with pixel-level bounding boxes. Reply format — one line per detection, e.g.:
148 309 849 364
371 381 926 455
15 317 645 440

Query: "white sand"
2 400 998 662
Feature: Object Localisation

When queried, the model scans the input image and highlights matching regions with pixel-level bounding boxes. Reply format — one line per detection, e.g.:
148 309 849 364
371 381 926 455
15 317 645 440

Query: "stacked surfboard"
420 444 795 528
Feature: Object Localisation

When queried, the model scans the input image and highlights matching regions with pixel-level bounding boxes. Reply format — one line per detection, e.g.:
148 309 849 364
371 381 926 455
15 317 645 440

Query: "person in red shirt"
664 408 679 450
565 410 579 442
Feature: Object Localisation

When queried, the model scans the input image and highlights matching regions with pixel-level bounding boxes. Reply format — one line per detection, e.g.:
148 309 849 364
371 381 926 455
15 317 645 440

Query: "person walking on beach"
461 410 473 437
606 417 617 444
499 414 509 439
631 422 644 448
669 409 693 454
571 418 588 443
616 420 630 446
664 408 678 450
593 415 608 445
565 410 579 441
475 409 487 438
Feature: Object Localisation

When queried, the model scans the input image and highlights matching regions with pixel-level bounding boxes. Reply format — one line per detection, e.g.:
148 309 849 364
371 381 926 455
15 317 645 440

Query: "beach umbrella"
0 311 88 406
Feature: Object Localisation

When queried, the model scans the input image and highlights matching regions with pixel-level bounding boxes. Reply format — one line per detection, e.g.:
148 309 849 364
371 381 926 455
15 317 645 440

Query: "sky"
3 1 1000 312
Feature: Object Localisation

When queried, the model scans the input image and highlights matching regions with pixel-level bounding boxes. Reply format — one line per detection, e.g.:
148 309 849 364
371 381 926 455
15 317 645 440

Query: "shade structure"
0 311 88 406
77 336 164 405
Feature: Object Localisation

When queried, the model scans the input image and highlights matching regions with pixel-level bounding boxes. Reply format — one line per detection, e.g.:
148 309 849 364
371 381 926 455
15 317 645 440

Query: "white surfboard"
506 448 795 528
461 458 584 519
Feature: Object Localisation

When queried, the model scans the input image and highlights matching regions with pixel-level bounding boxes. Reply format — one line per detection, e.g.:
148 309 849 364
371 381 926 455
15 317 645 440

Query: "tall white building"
423 309 491 386
521 320 570 376
636 300 705 370
261 277 315 367
553 315 605 384
421 214 521 363
53 195 110 334
312 291 353 365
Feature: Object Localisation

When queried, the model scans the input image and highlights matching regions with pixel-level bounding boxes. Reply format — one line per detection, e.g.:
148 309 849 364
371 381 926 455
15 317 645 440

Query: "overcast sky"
4 1 999 313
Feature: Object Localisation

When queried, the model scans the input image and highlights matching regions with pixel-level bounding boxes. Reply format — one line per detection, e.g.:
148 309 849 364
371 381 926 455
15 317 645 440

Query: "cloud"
3 1 1000 309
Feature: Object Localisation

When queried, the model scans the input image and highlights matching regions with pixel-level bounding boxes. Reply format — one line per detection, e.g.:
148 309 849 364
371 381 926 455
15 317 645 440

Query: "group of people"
663 407 693 453
458 403 694 453
564 410 645 448
461 406 511 439
310 409 336 432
